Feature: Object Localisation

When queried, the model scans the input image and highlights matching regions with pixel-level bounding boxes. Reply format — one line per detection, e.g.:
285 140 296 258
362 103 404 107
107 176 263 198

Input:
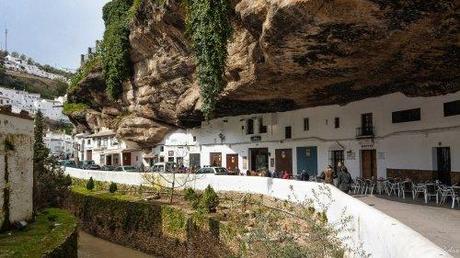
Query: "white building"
0 107 34 226
0 86 69 123
4 55 67 81
152 92 460 185
75 128 144 168
44 131 73 159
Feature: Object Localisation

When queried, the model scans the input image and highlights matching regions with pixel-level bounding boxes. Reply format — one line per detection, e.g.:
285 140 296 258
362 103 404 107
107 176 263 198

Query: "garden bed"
0 208 78 258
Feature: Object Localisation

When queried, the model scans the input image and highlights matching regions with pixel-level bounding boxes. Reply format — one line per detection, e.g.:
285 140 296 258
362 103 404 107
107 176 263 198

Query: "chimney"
80 54 85 66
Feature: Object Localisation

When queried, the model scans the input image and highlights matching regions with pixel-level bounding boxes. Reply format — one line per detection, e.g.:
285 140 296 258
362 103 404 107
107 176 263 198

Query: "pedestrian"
319 165 334 184
300 170 309 181
337 165 353 193
282 170 290 179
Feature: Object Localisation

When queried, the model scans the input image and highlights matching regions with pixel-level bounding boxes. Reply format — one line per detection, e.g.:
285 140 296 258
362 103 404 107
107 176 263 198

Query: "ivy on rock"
185 0 232 119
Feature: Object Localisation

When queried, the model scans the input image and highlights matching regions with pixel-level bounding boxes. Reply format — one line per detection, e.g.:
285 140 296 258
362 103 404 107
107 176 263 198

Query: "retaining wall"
64 167 451 258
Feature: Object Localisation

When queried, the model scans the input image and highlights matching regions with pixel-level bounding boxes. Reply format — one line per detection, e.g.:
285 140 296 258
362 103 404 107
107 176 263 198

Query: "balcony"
356 126 375 138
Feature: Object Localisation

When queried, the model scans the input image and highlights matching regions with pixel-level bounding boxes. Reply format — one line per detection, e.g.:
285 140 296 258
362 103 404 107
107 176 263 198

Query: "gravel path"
357 195 460 257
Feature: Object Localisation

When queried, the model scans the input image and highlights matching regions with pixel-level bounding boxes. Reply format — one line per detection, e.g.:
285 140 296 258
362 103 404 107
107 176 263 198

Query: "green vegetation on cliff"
185 0 232 119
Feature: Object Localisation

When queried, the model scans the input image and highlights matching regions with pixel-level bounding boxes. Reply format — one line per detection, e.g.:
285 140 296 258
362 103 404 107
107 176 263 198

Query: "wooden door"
437 147 451 185
275 149 293 175
210 152 222 167
86 150 92 161
122 152 131 166
361 150 376 179
106 155 112 166
226 154 238 172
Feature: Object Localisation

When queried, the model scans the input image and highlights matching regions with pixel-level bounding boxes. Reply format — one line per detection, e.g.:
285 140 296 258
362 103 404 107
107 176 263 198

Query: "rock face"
68 0 460 147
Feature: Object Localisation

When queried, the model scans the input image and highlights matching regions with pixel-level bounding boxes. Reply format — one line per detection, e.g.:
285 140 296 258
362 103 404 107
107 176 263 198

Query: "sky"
0 0 110 70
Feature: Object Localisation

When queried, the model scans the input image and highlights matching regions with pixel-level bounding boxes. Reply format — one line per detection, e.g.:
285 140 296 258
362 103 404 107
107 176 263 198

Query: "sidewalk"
357 195 460 257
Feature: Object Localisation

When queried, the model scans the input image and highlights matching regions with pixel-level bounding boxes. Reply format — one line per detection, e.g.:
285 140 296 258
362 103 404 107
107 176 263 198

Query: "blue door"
296 147 318 176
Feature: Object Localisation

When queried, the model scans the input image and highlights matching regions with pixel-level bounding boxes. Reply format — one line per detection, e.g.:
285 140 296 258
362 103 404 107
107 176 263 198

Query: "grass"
0 208 76 258
71 185 141 201
62 102 88 115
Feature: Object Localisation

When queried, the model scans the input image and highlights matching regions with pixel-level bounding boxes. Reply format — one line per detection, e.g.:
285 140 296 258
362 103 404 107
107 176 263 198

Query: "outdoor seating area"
351 177 460 209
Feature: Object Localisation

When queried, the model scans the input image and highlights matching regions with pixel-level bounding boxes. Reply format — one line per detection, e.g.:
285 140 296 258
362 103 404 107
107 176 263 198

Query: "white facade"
75 128 145 168
153 92 460 183
4 55 67 81
44 131 73 159
0 110 34 226
0 86 69 122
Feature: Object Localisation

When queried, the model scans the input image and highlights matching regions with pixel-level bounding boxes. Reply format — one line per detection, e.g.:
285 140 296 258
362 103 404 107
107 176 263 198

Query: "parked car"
115 166 138 172
86 164 101 170
59 160 76 168
81 160 96 169
101 165 115 171
196 167 228 175
150 162 178 173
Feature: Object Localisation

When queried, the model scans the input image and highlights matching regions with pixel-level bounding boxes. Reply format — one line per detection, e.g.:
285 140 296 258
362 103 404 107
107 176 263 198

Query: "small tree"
198 185 219 213
86 177 95 191
109 182 118 193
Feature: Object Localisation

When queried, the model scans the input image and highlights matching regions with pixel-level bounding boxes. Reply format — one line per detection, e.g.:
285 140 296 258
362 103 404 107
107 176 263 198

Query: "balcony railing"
356 126 375 138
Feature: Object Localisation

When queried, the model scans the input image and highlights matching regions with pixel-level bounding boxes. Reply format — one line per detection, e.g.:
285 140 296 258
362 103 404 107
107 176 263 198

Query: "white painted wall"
64 167 451 258
0 113 34 226
151 92 460 181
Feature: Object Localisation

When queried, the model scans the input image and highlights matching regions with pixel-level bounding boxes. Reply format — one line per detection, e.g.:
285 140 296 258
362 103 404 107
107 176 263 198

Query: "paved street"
357 195 460 257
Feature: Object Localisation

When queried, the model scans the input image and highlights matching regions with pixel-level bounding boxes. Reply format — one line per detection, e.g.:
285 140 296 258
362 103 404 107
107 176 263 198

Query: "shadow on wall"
65 191 235 257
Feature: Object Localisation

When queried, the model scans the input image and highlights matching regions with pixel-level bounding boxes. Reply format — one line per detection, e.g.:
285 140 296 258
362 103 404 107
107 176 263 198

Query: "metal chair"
399 180 412 199
452 186 460 209
438 185 454 204
412 182 425 200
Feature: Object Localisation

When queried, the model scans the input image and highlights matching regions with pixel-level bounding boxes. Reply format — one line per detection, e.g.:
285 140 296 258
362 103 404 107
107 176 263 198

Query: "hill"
0 70 68 99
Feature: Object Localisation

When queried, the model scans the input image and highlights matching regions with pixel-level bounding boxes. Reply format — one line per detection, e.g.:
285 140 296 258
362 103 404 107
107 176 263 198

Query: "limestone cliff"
67 0 460 148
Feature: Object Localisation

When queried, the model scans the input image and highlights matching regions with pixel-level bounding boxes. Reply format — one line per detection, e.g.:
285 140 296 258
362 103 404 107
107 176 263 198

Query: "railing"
356 126 375 138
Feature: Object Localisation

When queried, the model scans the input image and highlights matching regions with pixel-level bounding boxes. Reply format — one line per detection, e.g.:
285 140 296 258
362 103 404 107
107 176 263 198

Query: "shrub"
184 188 197 201
198 185 219 213
86 177 95 191
109 182 118 193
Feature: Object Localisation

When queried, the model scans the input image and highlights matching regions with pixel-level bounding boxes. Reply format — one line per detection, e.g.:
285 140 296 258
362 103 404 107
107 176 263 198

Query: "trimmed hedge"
66 189 236 257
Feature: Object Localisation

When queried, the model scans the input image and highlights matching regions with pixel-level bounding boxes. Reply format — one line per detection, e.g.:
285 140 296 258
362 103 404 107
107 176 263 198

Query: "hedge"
65 188 237 257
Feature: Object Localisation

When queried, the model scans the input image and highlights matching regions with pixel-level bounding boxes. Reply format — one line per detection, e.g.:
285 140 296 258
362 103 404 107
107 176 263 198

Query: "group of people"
318 162 353 193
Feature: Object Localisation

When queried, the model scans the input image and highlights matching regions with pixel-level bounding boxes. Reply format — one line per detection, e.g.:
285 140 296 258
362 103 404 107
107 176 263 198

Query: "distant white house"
4 55 67 81
0 86 69 123
0 107 34 227
45 131 73 159
75 128 145 168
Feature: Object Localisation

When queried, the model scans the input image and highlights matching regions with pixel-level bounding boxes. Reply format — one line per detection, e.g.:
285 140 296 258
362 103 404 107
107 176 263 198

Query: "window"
303 118 309 131
193 136 197 142
160 146 164 152
392 108 421 123
87 139 91 144
334 117 340 128
285 126 292 139
444 100 460 117
258 118 267 133
246 119 254 135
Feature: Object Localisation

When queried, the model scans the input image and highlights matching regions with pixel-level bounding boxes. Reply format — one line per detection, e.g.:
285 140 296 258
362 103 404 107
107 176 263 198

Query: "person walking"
337 165 353 193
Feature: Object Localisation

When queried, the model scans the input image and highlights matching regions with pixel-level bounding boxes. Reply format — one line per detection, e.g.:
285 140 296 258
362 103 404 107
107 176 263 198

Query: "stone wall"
0 111 34 228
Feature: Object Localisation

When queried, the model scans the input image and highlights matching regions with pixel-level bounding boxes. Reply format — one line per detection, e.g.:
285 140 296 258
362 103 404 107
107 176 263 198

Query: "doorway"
436 147 451 185
210 152 222 167
275 149 293 175
86 150 92 161
249 148 269 172
331 150 344 173
106 155 112 166
296 147 318 176
361 150 377 179
226 154 239 173
189 153 201 169
122 152 131 166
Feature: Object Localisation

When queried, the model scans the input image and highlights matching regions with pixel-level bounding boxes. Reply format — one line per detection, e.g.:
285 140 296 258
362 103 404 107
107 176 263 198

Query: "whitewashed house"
0 107 34 227
44 131 73 159
75 128 144 168
152 92 460 184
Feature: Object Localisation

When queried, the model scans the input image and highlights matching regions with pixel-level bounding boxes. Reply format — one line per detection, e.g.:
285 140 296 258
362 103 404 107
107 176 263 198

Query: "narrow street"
357 195 460 257
78 231 153 258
